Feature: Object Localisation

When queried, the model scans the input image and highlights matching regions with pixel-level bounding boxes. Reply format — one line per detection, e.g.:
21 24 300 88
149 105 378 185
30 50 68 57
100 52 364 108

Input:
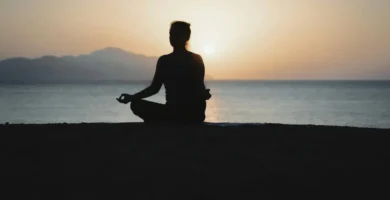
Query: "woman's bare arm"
131 57 164 100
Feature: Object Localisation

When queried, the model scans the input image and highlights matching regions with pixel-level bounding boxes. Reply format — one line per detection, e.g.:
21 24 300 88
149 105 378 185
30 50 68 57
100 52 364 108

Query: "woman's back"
159 51 206 106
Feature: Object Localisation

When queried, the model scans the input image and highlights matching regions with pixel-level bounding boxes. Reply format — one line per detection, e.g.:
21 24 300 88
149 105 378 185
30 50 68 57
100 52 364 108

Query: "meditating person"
117 21 211 124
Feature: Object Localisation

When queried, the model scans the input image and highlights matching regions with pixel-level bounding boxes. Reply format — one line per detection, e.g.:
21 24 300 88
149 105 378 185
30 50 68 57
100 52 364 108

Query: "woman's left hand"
204 89 212 100
116 93 133 104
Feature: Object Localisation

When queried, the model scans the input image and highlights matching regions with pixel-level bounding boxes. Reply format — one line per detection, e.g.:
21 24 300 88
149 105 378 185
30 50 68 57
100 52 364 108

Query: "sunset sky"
1 0 389 80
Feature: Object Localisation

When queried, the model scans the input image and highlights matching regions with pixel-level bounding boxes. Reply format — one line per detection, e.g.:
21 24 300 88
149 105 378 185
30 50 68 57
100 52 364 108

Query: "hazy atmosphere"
1 0 390 80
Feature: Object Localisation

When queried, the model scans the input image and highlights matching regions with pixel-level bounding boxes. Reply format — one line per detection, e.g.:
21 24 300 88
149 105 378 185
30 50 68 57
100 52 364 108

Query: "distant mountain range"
0 47 212 83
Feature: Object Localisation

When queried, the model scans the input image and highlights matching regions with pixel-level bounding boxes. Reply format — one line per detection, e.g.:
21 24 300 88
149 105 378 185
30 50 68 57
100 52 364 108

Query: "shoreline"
1 122 388 130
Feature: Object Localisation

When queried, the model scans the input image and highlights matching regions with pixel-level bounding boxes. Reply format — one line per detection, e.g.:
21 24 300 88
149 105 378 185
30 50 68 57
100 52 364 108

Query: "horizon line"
1 79 390 84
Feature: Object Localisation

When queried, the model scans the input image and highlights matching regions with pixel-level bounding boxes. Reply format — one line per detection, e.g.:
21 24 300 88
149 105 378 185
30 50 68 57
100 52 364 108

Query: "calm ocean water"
0 81 389 128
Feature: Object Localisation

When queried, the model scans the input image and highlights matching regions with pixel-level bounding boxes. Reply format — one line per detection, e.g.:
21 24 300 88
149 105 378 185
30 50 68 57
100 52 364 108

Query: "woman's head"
170 21 191 49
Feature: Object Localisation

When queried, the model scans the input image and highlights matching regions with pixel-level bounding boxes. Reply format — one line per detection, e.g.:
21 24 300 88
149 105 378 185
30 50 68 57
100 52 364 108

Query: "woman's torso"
160 52 206 107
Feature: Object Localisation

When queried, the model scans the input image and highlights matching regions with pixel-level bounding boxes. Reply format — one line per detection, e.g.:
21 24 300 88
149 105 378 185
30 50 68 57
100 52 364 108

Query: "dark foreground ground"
1 123 390 200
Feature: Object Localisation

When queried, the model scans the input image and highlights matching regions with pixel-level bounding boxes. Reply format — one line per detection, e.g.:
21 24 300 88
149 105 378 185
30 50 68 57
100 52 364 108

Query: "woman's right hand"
116 93 133 104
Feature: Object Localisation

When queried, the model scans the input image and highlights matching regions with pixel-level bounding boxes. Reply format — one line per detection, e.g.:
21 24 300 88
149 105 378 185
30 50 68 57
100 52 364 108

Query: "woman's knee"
130 100 142 114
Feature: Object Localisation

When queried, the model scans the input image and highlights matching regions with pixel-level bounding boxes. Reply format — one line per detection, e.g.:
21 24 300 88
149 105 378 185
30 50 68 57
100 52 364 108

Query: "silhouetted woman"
117 21 211 124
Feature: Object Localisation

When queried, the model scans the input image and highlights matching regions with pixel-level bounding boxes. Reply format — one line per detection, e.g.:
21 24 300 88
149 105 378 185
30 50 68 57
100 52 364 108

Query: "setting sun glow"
203 45 215 55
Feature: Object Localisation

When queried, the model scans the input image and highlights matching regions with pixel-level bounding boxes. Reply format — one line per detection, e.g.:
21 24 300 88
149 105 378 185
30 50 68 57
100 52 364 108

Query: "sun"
203 45 215 55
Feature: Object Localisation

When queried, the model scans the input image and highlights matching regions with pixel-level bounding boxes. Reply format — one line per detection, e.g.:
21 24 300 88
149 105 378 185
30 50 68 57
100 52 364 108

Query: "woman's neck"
173 46 187 53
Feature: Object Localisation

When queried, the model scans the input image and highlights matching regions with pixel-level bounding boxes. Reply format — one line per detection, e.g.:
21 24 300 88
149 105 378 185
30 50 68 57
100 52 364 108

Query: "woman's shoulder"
158 54 169 61
179 51 202 65
156 54 171 67
188 52 204 64
188 51 202 59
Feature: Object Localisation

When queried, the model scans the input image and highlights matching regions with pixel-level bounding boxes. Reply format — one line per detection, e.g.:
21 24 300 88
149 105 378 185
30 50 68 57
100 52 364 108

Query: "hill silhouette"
0 47 212 83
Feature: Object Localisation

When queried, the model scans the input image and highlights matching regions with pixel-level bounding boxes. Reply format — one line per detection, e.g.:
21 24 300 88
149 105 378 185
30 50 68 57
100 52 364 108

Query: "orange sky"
1 0 390 80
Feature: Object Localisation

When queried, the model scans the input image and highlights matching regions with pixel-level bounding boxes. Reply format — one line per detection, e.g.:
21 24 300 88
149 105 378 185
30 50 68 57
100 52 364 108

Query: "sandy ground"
1 123 389 199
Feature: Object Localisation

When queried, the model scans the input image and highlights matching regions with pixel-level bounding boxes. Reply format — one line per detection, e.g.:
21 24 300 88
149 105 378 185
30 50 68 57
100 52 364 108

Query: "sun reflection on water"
205 96 221 122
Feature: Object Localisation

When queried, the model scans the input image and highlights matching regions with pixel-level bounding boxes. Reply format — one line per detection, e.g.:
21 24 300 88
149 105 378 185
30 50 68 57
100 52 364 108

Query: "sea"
0 81 389 129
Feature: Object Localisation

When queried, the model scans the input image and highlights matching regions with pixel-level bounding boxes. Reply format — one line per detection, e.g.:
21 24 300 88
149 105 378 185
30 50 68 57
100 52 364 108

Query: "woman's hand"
204 89 212 100
116 93 133 104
